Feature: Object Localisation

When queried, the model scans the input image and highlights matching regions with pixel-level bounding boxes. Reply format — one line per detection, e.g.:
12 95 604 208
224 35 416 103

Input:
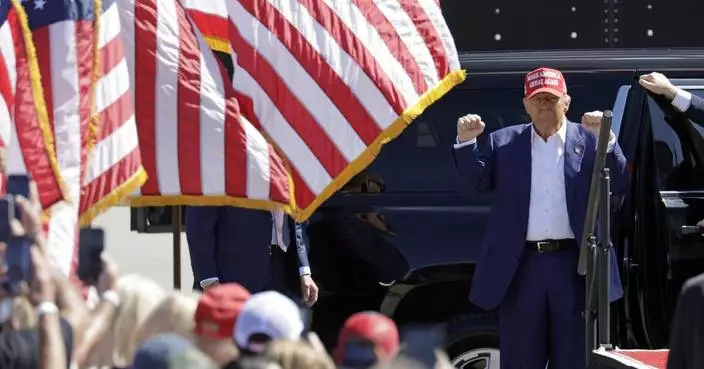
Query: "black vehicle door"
651 86 704 294
626 84 704 348
612 79 670 349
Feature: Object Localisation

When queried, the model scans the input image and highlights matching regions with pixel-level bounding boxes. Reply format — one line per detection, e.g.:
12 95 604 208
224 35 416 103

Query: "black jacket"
667 273 704 369
684 93 704 124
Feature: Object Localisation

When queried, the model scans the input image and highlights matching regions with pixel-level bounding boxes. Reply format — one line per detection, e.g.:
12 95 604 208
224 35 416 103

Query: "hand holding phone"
0 175 37 294
0 197 13 243
78 228 105 285
0 196 34 294
6 175 30 220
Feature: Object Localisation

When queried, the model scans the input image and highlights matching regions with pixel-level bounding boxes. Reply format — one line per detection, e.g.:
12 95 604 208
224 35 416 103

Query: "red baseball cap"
334 312 399 365
524 67 567 99
194 283 251 340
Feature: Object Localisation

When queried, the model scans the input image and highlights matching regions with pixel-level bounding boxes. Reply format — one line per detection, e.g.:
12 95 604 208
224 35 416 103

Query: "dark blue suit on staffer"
185 206 310 294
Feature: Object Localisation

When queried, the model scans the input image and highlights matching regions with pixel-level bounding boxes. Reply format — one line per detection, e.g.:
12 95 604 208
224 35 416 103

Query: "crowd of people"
0 168 455 369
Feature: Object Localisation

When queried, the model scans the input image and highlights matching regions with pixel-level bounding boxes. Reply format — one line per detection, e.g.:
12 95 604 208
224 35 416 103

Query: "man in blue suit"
639 72 704 123
453 67 628 368
185 206 319 306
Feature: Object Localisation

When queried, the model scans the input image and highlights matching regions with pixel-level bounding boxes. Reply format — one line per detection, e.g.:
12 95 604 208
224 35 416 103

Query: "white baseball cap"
233 291 304 352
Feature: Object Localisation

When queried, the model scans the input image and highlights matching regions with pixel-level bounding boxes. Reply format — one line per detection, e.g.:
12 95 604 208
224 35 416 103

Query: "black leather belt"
525 239 577 253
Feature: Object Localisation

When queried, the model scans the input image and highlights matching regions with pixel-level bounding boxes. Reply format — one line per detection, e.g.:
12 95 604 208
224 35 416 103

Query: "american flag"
224 0 464 220
120 0 292 210
182 0 229 53
78 0 145 224
15 0 144 277
171 0 465 221
0 0 71 208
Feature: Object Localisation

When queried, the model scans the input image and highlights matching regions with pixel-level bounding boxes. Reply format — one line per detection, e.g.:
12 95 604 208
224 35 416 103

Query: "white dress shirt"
271 210 311 276
672 88 693 113
271 210 288 252
525 122 575 241
199 210 310 288
454 119 617 242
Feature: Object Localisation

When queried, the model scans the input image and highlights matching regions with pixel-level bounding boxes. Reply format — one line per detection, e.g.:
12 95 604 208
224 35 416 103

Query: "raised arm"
451 114 496 194
640 72 704 124
606 142 628 200
582 111 629 205
683 92 704 124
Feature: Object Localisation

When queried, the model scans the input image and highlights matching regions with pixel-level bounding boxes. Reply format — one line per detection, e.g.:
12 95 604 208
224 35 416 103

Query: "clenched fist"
457 114 485 143
582 110 603 136
639 72 677 100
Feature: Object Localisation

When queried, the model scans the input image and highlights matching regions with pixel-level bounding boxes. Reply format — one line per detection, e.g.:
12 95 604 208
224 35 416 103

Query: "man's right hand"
639 72 678 100
457 114 486 143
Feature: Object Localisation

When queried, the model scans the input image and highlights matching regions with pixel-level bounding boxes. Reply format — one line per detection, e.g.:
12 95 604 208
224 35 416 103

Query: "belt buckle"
536 241 550 253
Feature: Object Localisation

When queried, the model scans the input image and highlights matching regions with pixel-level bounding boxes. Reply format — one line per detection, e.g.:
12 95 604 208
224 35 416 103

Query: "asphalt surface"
92 206 198 298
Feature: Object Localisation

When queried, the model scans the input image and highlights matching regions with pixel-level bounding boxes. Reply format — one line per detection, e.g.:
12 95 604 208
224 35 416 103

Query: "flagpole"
172 206 182 290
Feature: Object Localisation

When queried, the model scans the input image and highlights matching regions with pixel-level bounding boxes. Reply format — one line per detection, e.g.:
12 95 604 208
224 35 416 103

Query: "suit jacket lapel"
514 124 532 228
564 122 585 217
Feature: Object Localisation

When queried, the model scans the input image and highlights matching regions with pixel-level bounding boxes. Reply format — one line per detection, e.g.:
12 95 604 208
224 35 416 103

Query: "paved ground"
92 206 198 298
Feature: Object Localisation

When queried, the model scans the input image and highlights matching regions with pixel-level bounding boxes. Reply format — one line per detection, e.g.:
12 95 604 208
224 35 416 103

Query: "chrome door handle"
680 225 702 236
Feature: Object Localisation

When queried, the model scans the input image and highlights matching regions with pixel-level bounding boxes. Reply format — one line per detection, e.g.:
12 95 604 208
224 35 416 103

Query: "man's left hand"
582 110 604 136
300 275 319 307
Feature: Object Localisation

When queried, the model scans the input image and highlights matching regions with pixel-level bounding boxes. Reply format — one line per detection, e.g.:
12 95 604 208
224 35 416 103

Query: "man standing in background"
185 207 318 306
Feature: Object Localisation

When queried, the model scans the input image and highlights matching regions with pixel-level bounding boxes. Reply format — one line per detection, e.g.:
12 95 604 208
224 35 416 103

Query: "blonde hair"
11 296 36 329
263 340 334 369
83 274 168 368
136 292 198 346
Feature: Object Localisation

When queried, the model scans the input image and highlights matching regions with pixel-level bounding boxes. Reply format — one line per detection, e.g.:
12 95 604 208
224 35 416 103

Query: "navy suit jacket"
684 93 704 124
453 122 629 311
185 206 309 293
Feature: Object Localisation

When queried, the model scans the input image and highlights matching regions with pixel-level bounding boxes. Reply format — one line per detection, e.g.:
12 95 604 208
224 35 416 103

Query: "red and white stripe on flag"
224 0 465 221
79 0 146 225
16 0 99 277
12 0 145 278
120 0 292 210
182 0 230 53
1 0 72 209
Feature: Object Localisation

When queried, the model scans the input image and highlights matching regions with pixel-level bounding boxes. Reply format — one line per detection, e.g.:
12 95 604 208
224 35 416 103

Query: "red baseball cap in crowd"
334 311 400 366
524 67 567 99
194 283 251 340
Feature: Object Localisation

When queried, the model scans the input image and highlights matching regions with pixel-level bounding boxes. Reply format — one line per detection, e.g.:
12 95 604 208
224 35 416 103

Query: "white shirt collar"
531 118 567 144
